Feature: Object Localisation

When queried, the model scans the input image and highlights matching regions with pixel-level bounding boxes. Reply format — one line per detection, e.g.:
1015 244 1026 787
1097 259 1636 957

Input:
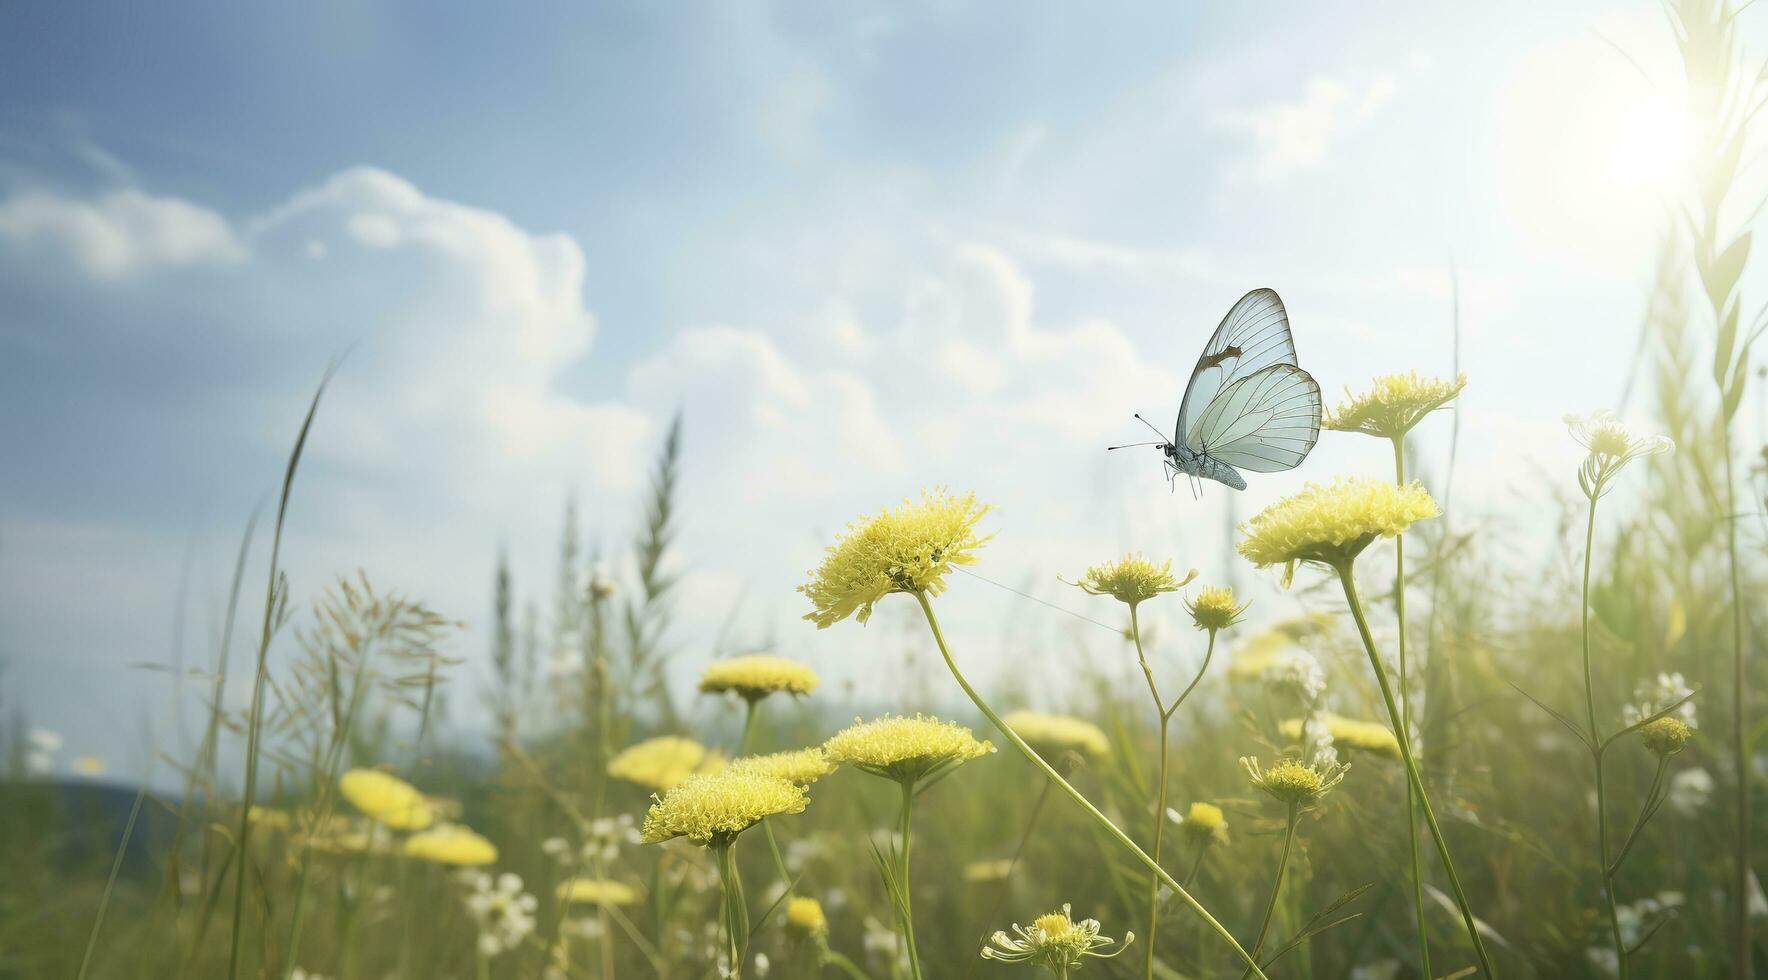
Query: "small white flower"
1264 649 1327 703
1668 767 1715 817
28 728 63 753
462 870 538 958
1628 672 1697 728
1586 945 1620 977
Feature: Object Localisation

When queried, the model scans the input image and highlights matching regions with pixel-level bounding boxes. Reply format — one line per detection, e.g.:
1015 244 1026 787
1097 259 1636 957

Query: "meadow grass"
4 2 1767 978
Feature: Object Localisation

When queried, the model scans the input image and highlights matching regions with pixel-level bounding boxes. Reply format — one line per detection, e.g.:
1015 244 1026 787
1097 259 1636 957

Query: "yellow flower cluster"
1279 714 1401 759
798 489 992 627
1177 801 1230 845
1640 717 1694 757
557 878 639 906
1003 709 1110 759
698 654 820 701
823 714 995 784
640 770 808 846
785 895 828 938
728 747 835 786
1241 756 1349 808
1237 477 1440 579
1069 553 1196 607
1226 614 1336 681
339 768 434 831
1323 372 1467 440
607 736 726 791
403 824 498 865
963 858 1015 883
1185 585 1248 631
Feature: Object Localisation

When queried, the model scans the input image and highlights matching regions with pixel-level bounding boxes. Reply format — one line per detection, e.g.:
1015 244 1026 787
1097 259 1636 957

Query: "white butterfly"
1113 288 1321 491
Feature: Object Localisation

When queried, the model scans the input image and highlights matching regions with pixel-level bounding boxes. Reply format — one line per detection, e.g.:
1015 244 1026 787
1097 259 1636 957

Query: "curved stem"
1579 493 1628 978
912 592 1272 980
763 820 793 896
1335 565 1497 977
1130 604 1168 980
1394 438 1433 980
898 780 925 980
1242 805 1297 978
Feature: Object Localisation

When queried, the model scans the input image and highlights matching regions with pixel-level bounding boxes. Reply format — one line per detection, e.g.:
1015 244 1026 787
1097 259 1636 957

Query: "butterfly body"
1121 288 1321 492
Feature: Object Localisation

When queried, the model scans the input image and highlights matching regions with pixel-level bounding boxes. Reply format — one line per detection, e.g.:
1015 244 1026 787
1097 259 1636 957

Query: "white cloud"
1216 74 1399 183
0 187 244 279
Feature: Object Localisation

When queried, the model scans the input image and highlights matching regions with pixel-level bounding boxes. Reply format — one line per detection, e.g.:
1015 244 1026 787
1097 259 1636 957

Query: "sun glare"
1610 93 1694 191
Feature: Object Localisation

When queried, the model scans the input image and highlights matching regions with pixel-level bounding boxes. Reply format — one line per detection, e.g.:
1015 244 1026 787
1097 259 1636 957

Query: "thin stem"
1580 492 1628 979
76 783 149 980
1242 805 1298 977
714 840 746 980
1394 438 1433 980
1609 756 1670 877
912 592 1273 980
1130 603 1167 980
898 780 926 980
1183 840 1210 888
1335 565 1497 977
740 698 760 755
763 819 794 897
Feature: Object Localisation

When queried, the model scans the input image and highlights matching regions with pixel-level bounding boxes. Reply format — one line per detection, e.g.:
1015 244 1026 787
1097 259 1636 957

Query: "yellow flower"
339 768 435 831
963 858 1015 883
823 714 995 784
1069 553 1197 607
1237 477 1440 581
799 489 991 627
785 895 829 938
75 755 105 776
728 747 835 786
699 654 820 701
1640 717 1694 757
246 806 291 831
1185 585 1249 631
640 770 808 846
556 878 639 906
1279 714 1401 759
1323 372 1467 441
1565 410 1674 496
981 903 1133 972
403 824 498 865
607 736 726 791
1003 710 1110 760
1175 801 1230 846
1241 756 1349 809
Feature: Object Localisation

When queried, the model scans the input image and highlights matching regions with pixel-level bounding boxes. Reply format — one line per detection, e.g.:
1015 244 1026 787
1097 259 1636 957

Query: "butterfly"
1111 288 1321 491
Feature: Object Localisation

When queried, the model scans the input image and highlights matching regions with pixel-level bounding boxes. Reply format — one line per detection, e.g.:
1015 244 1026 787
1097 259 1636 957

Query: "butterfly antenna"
1106 440 1164 451
1132 413 1169 440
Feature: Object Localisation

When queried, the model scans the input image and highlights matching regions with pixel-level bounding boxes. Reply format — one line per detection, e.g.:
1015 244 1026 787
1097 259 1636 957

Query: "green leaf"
1715 296 1741 385
1701 232 1751 314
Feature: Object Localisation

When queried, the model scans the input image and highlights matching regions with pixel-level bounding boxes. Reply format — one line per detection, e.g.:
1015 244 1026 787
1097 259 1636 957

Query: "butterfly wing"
1174 288 1298 449
1190 363 1322 473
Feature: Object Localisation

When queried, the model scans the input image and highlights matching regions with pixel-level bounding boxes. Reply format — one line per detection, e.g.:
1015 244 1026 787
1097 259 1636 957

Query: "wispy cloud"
1215 73 1398 183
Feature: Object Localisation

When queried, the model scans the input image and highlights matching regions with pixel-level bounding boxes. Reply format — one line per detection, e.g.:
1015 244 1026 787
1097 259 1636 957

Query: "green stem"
898 779 926 980
763 819 794 897
1394 438 1433 980
1242 805 1298 978
1579 492 1628 978
714 840 747 980
1183 840 1210 888
740 699 760 755
969 773 1060 980
1130 603 1168 980
912 592 1272 980
1335 565 1497 977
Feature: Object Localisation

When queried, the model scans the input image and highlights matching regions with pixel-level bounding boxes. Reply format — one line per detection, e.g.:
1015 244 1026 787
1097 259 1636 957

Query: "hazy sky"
3 1 1760 780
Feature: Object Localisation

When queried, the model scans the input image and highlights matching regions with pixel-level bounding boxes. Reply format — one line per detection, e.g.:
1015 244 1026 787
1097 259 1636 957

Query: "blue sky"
2 1 1756 781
